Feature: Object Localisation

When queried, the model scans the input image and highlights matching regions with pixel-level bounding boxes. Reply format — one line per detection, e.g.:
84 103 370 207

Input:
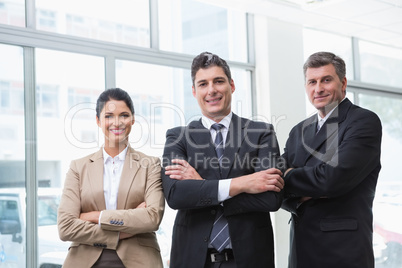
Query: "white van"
0 188 69 268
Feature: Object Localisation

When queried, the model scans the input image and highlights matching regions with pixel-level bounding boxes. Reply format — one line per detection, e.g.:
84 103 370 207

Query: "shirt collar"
201 112 232 130
102 145 128 164
317 97 346 122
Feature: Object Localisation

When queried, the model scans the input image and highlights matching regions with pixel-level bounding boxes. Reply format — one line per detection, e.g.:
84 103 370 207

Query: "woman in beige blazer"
58 88 165 268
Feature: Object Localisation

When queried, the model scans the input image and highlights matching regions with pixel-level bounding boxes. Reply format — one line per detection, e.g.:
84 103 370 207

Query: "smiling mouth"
206 97 222 104
314 95 329 100
110 129 125 135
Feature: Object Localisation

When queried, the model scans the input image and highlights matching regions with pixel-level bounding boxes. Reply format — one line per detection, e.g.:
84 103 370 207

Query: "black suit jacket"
162 113 284 268
282 98 382 268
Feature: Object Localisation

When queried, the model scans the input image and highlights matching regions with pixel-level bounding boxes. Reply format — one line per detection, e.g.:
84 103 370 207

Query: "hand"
230 168 284 196
136 201 146 208
165 159 203 180
80 211 100 224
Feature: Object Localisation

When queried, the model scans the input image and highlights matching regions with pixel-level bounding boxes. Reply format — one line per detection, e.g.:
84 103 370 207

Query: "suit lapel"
188 120 221 179
117 146 140 209
302 99 352 164
88 149 106 211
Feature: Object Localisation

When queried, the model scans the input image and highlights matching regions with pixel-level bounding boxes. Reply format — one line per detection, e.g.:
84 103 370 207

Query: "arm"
163 123 285 215
57 160 119 249
285 110 382 199
223 124 285 215
162 127 220 210
99 158 164 236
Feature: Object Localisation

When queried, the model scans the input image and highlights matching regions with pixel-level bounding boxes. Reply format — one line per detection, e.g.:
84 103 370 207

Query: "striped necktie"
209 123 230 252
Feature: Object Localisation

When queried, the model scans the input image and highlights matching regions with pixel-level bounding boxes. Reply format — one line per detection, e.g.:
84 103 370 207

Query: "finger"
168 174 184 180
165 170 183 176
171 159 189 166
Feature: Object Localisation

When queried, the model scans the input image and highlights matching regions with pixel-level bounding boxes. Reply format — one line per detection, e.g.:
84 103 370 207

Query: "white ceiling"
199 0 402 49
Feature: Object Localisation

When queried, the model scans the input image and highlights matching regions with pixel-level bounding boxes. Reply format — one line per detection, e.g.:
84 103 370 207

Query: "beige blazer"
58 146 165 268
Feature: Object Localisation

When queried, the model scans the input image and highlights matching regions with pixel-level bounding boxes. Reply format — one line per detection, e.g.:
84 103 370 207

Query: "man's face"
192 66 235 122
305 64 347 117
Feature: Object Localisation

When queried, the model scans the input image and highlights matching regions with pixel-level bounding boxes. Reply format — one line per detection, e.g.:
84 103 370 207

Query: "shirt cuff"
98 210 103 226
218 179 232 202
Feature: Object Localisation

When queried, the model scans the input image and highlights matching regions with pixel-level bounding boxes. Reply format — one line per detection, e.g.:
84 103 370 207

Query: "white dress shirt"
316 97 346 133
102 146 128 210
201 113 232 202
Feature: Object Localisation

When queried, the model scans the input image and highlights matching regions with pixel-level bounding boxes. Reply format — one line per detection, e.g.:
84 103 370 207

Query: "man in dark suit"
162 52 285 268
282 51 382 268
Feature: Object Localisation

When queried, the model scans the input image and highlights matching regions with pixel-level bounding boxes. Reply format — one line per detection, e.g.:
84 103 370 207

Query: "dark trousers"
92 249 125 268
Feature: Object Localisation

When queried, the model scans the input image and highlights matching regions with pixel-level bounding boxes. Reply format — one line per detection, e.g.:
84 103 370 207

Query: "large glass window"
35 0 150 47
34 49 105 265
36 49 105 188
359 40 402 89
158 0 248 62
358 92 402 268
303 28 354 81
0 0 25 27
0 43 26 267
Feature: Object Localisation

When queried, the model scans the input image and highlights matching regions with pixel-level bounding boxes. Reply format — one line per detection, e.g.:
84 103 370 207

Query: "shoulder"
70 149 101 165
233 114 273 130
127 147 161 166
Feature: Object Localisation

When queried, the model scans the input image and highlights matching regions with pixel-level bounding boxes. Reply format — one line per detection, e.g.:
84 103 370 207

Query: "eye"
105 115 112 119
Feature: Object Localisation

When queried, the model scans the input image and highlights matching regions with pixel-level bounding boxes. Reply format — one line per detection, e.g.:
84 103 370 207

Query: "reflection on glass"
359 93 402 268
303 28 354 80
0 44 25 187
34 48 105 266
36 48 105 188
0 0 25 27
35 0 150 47
158 0 248 62
359 41 402 88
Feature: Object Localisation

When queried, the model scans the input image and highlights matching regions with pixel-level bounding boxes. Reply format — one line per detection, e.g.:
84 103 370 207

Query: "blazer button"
204 237 208 242
211 210 216 215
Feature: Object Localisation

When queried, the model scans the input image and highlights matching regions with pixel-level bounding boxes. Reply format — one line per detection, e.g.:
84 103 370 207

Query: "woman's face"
96 99 134 148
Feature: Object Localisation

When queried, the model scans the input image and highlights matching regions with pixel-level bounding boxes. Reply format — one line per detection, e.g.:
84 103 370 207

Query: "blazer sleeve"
161 127 221 210
284 108 382 199
99 157 165 235
57 159 120 250
223 123 285 216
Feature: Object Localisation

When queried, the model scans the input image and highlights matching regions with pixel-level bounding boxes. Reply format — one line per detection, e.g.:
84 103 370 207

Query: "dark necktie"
209 123 230 252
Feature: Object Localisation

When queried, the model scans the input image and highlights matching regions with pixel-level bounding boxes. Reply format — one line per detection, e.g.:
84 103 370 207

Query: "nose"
314 82 324 93
113 116 122 126
207 82 217 95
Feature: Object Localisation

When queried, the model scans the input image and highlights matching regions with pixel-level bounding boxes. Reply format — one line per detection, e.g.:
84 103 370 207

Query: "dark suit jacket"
282 98 382 268
162 113 284 268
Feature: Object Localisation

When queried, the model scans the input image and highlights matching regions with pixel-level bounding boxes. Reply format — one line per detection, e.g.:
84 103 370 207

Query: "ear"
96 116 101 127
192 86 196 98
131 115 135 125
230 79 235 93
342 77 347 95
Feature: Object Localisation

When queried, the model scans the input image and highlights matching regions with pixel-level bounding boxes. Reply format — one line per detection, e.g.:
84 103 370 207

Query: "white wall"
254 15 306 268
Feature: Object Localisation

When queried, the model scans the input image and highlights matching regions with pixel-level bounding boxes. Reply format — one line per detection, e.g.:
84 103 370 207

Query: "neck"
104 141 128 158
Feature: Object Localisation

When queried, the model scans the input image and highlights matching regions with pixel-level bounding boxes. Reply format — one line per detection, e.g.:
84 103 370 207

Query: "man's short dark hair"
303 51 346 81
191 52 232 86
